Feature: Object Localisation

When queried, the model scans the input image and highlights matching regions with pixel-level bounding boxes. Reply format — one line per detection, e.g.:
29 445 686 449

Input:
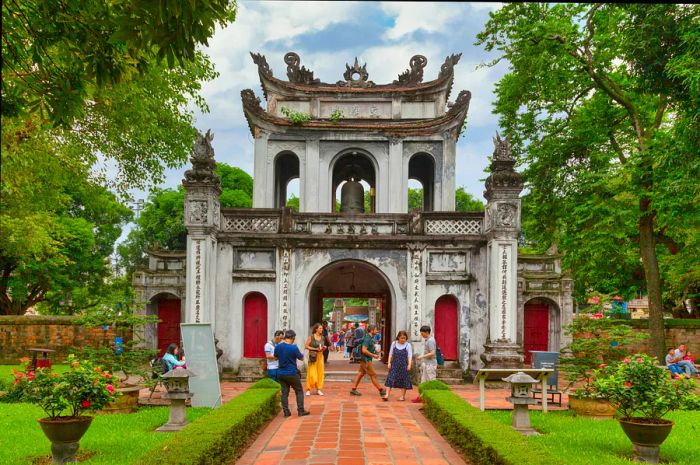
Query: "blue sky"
117 1 507 241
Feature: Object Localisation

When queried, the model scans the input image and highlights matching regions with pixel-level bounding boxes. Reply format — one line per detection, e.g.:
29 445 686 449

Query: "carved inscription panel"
234 249 276 271
319 101 392 119
427 252 468 273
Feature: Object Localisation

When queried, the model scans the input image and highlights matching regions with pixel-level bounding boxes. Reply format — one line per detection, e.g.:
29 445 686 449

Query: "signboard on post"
180 323 222 408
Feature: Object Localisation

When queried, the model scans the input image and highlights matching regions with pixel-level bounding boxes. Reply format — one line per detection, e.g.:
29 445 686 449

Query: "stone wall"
0 316 131 364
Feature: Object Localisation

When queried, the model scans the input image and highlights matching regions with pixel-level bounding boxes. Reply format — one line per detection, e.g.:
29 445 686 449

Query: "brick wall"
615 320 700 356
0 316 132 364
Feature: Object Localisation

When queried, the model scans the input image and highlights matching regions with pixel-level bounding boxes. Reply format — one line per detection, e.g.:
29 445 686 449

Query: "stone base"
480 341 524 369
631 444 660 464
50 441 79 464
155 420 190 432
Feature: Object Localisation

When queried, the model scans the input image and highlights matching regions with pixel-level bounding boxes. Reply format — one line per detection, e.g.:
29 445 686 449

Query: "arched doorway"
523 300 550 364
244 292 268 358
307 260 393 360
434 295 458 360
331 151 377 213
274 152 300 208
408 153 435 211
155 294 182 356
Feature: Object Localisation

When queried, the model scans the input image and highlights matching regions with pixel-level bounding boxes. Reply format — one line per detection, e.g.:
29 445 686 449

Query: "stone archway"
307 260 394 359
522 297 561 364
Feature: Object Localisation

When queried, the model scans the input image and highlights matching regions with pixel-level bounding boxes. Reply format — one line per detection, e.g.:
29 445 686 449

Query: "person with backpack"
343 327 354 358
349 325 386 398
163 343 186 372
350 323 365 364
412 325 437 403
264 330 285 381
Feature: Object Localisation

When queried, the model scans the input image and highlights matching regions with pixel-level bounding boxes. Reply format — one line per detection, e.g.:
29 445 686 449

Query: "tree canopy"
117 163 253 277
478 3 700 357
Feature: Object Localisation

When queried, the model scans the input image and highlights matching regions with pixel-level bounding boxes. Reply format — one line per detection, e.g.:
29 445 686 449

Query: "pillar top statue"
183 129 220 187
492 132 513 162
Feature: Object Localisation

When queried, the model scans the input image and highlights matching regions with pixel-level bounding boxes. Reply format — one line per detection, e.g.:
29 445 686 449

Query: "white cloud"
380 2 468 41
469 2 503 12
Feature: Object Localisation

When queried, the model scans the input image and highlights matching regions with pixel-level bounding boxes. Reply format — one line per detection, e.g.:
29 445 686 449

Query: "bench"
473 368 553 413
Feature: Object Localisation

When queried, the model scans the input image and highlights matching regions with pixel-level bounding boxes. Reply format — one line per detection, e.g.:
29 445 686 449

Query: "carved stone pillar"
481 133 524 369
183 130 221 326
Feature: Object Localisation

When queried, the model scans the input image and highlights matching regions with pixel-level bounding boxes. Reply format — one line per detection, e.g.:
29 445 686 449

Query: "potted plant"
560 312 647 417
21 354 118 464
594 354 695 464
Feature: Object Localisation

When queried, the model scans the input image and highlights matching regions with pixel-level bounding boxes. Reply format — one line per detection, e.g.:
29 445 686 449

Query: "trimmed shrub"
250 378 281 390
422 390 566 465
133 387 279 465
418 379 450 394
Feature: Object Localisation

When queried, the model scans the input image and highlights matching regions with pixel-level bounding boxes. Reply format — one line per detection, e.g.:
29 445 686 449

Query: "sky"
117 1 507 242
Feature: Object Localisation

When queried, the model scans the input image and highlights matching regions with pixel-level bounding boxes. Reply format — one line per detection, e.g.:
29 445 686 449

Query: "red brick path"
233 383 467 465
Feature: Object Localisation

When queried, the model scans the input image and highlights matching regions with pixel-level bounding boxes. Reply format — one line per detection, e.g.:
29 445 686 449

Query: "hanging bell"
340 179 364 213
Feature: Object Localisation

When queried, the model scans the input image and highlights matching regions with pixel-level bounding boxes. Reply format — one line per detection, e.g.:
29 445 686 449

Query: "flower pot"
619 418 673 464
99 385 141 414
38 416 93 464
568 396 617 418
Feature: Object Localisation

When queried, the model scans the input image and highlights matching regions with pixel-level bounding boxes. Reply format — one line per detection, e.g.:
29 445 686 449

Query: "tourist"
383 330 413 401
350 323 365 364
412 325 437 403
163 343 186 372
332 331 340 352
274 329 310 417
305 323 326 396
322 320 332 364
264 330 285 382
674 344 699 377
373 329 382 354
349 324 387 398
344 326 354 358
665 348 684 378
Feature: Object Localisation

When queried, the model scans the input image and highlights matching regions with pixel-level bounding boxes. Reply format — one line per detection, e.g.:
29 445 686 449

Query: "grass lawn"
487 410 700 465
0 403 211 465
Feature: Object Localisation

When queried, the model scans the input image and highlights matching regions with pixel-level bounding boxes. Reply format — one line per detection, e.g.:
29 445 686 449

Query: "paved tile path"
234 383 468 465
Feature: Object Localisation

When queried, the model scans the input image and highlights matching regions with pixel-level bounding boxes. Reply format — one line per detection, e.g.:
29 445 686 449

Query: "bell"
340 179 364 213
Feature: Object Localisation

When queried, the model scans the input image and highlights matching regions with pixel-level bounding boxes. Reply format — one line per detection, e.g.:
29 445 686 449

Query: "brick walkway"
234 383 467 465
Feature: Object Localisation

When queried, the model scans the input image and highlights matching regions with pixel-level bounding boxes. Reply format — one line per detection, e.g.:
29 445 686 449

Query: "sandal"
399 397 405 401
382 395 388 402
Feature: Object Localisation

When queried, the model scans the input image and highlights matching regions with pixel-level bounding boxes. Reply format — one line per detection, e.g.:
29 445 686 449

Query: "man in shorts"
349 325 386 398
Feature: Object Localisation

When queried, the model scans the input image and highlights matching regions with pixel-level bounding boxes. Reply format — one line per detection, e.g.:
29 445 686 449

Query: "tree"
477 4 700 358
118 163 253 276
455 187 485 212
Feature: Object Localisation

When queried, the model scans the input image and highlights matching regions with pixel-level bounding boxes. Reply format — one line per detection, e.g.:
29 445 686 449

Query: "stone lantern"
503 372 539 435
156 368 195 432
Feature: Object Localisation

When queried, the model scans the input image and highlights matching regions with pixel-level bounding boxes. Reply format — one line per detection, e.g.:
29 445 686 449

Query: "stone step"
437 377 464 385
437 367 464 378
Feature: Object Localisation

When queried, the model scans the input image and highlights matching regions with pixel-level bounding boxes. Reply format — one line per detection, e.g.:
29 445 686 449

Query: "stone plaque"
275 100 311 116
180 323 222 408
319 101 392 119
428 252 468 273
234 249 276 271
401 101 435 118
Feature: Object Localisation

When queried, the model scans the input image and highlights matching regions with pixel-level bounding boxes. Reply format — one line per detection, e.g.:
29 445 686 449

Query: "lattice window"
223 216 279 233
425 219 482 235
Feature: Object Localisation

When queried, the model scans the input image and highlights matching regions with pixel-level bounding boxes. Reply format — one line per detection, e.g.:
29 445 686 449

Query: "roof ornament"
284 52 320 84
338 57 375 88
394 55 427 85
184 130 220 185
250 52 272 77
492 132 514 161
438 53 462 79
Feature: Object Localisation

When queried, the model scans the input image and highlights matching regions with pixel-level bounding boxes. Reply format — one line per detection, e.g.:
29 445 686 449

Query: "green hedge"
133 385 279 465
422 390 566 465
417 379 450 394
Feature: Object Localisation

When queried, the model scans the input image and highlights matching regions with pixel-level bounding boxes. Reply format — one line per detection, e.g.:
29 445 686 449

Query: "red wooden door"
434 295 458 360
524 303 549 364
157 299 181 356
244 293 267 358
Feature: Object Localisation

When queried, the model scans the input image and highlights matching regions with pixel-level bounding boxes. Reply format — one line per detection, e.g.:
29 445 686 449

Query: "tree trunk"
639 200 665 361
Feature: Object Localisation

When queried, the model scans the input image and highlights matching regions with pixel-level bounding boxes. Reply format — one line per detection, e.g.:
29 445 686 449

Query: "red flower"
81 400 91 409
625 381 632 388
636 357 643 363
599 364 607 369
623 358 631 363
26 371 36 381
14 372 23 379
106 384 115 394
103 373 112 379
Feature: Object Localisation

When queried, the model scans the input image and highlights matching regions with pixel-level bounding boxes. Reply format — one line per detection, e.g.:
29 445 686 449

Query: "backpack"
151 356 169 379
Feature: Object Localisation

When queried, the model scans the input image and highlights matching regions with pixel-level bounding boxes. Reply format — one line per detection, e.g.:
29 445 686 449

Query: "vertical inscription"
279 249 291 330
411 249 422 340
194 240 202 323
500 245 508 340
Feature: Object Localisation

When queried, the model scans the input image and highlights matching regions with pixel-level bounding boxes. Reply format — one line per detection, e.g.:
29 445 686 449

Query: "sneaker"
306 390 311 396
317 390 324 396
298 410 311 417
350 389 362 396
283 411 292 418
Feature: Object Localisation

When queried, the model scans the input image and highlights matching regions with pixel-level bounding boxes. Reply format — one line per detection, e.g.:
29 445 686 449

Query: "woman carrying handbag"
305 323 326 396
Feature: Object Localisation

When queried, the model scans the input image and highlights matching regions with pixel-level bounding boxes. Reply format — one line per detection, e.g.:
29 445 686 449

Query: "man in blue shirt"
273 329 311 417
